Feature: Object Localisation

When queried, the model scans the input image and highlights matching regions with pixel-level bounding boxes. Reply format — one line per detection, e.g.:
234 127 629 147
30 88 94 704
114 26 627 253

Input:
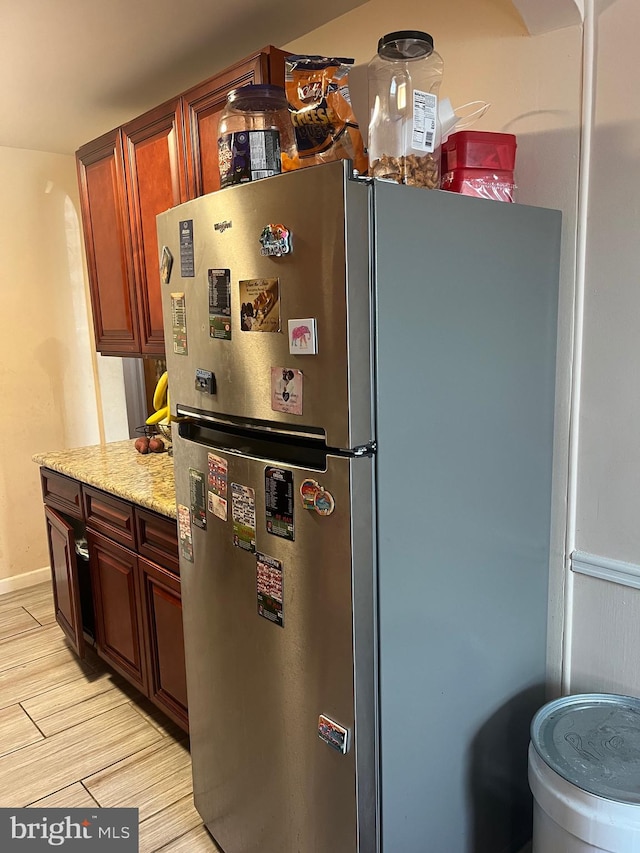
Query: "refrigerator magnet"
314 487 335 517
231 483 256 553
271 368 303 416
265 467 294 541
239 278 280 332
177 504 194 562
170 293 188 355
208 269 232 340
288 318 318 355
208 452 228 522
189 469 207 530
160 246 173 284
179 219 195 277
256 553 284 627
259 223 292 257
208 492 227 522
300 479 320 511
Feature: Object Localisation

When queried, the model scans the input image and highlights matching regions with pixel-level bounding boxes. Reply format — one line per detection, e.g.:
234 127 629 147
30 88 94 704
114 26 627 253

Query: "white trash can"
529 694 640 852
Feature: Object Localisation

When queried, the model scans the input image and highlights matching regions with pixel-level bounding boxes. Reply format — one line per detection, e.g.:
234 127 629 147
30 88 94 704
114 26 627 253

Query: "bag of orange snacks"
285 55 368 174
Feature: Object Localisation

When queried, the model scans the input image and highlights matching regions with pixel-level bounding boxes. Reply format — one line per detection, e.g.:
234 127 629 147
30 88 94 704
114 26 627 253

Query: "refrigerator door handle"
177 418 330 471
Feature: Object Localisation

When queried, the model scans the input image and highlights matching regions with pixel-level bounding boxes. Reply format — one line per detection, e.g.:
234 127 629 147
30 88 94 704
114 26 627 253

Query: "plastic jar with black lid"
217 84 297 188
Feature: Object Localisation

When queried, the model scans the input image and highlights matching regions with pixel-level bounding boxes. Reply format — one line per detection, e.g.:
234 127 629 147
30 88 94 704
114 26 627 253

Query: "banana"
152 371 168 411
146 405 169 425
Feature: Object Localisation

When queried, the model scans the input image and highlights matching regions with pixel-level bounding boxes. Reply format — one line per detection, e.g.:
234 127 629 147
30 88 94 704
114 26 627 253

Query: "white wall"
0 147 127 581
285 0 583 688
565 0 640 693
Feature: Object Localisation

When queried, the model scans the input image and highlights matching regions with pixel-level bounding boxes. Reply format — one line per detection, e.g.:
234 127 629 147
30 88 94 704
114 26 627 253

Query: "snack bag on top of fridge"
285 55 368 175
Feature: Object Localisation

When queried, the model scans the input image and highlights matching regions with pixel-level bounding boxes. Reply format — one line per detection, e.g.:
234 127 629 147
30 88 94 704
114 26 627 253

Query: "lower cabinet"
45 505 85 658
139 557 188 730
88 530 148 692
40 468 188 733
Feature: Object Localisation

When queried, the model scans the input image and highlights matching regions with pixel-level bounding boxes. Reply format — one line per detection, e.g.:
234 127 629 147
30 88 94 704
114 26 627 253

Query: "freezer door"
173 433 376 853
156 161 372 451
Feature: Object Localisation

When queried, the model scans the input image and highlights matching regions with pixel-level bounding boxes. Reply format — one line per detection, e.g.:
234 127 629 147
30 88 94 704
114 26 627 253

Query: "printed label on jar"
412 90 438 153
218 130 282 187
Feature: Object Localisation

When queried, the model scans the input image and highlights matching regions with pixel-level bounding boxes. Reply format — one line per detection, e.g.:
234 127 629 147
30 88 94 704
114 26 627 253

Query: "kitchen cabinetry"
88 529 147 692
183 46 287 197
76 130 140 355
38 468 187 731
122 98 188 355
41 470 88 657
76 45 287 357
139 557 188 729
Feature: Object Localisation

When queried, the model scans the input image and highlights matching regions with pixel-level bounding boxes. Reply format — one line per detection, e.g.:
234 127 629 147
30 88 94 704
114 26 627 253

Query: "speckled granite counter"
33 439 177 519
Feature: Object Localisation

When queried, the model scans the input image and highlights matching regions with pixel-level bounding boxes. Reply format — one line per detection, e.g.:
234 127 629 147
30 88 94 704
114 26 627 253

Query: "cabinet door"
45 506 85 658
76 130 140 355
122 99 188 355
183 47 288 198
88 530 148 691
139 557 188 732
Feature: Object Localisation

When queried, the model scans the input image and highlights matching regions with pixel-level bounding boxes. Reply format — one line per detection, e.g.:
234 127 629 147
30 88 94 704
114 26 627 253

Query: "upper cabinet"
183 46 287 197
76 46 287 358
76 130 140 355
122 98 188 355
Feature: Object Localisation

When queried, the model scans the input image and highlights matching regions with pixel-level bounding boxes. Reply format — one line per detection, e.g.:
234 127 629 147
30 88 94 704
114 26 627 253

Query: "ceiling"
1 0 365 155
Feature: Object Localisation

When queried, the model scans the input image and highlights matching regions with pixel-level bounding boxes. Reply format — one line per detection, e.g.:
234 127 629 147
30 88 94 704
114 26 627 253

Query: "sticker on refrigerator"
160 246 173 285
232 483 256 552
239 278 280 332
271 367 303 415
259 223 292 257
208 453 228 522
288 318 317 355
256 552 284 627
177 504 194 563
208 268 232 341
179 219 195 277
171 293 188 355
189 468 207 530
265 467 294 541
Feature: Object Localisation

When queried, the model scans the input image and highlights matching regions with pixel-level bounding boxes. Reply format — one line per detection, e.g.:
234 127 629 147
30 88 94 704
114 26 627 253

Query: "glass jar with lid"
367 31 444 188
217 84 297 188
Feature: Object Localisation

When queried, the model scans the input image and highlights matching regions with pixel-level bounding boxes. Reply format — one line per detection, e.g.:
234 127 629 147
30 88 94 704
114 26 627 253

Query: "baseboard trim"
0 566 50 596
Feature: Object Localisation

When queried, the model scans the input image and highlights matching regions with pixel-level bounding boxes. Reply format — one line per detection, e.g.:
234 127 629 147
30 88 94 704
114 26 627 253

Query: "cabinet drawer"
41 469 83 520
135 508 179 575
83 486 136 549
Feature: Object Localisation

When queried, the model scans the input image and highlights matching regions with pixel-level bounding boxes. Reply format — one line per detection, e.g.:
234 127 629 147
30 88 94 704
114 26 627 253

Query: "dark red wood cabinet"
87 529 148 691
76 45 287 357
39 469 187 732
41 470 86 657
76 130 140 356
139 557 188 730
183 46 288 198
45 505 85 658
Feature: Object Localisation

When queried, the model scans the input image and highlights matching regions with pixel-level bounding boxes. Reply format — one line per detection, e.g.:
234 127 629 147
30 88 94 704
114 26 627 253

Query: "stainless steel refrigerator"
156 160 561 853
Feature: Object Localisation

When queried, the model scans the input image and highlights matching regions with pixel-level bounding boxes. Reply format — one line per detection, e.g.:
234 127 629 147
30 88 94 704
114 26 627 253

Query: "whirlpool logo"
0 809 138 851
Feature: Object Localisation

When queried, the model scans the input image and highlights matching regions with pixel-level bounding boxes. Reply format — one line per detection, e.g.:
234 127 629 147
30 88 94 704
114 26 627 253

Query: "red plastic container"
441 167 515 203
442 131 517 172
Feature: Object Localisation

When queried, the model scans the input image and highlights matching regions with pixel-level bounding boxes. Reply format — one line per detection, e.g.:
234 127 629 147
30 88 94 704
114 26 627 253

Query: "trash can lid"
531 694 640 804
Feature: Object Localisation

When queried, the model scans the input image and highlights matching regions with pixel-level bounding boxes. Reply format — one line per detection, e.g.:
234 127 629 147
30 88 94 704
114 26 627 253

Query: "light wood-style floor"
0 581 220 852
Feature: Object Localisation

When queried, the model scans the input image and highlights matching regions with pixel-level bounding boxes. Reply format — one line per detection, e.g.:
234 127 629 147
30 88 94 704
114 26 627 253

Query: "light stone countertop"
33 439 177 519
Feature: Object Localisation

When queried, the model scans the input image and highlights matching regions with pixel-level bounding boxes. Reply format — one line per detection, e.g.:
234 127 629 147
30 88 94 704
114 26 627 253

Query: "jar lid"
531 693 640 803
377 31 434 60
226 84 288 111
